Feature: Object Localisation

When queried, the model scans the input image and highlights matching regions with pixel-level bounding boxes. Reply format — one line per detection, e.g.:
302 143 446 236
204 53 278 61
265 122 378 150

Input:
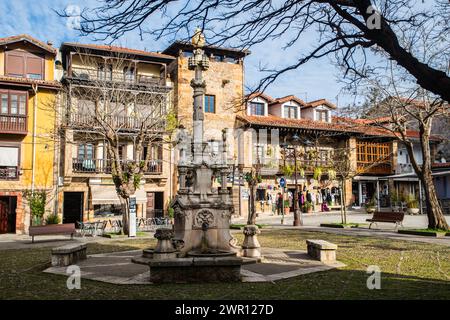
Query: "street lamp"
280 133 303 226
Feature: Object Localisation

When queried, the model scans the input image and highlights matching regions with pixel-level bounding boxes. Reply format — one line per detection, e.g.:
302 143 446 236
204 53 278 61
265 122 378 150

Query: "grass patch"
101 231 152 238
0 230 449 300
230 224 267 230
398 229 450 237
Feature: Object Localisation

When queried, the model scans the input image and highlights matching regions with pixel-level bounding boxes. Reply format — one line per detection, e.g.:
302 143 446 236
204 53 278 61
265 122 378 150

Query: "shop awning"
90 185 147 205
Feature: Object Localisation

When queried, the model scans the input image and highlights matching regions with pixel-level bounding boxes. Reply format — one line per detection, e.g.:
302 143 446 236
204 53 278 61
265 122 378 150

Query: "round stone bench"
306 239 337 263
51 243 87 267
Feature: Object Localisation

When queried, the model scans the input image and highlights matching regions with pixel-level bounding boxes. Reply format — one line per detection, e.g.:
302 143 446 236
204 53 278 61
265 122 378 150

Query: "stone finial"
243 225 261 236
192 27 206 48
154 228 174 240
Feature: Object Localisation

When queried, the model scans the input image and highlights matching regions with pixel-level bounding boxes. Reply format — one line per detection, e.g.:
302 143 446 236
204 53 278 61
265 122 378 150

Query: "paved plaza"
44 248 345 284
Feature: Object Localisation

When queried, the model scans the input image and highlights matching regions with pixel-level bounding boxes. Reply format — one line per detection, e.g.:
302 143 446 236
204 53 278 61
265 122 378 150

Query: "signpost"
129 195 137 237
279 178 286 224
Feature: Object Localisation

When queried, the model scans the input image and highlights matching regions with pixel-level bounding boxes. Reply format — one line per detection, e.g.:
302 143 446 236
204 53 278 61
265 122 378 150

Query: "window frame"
5 49 45 80
0 89 28 116
316 110 329 122
0 142 21 180
204 94 216 113
283 105 298 119
249 102 265 116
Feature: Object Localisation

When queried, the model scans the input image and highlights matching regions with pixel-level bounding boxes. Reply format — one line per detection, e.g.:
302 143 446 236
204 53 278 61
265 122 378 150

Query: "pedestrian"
317 189 323 212
276 193 283 216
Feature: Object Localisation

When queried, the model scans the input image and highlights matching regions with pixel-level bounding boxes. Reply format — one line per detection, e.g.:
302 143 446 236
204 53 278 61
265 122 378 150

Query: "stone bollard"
153 228 178 259
241 225 261 258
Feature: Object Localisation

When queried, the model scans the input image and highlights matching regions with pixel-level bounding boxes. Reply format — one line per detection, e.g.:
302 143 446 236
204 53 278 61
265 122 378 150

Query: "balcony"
68 67 166 87
67 113 163 131
0 115 27 134
396 163 414 174
0 167 19 180
357 161 392 175
281 159 333 171
72 158 163 175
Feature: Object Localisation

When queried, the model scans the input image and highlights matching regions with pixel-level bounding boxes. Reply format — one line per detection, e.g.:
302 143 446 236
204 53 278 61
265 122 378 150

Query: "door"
154 192 164 217
0 197 16 233
0 198 8 234
63 192 84 225
146 192 155 218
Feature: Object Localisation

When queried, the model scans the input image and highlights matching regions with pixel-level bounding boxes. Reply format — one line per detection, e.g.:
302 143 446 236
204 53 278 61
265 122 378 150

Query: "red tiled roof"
271 95 306 106
405 130 442 141
0 34 57 55
0 75 61 89
246 92 274 103
62 42 175 60
432 162 450 169
236 114 394 137
354 116 391 124
304 99 337 109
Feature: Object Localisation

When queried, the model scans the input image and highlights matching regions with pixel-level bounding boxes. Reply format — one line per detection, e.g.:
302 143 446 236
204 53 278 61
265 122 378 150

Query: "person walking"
276 192 283 216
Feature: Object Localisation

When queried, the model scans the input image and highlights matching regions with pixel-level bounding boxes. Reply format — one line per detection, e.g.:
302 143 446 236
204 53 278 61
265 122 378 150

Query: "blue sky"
0 0 359 107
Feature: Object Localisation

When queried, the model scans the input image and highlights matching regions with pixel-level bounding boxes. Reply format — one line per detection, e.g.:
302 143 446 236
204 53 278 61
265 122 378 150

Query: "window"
123 67 135 82
317 110 329 122
0 90 27 116
0 145 19 179
98 64 112 81
249 102 265 116
204 95 215 113
284 105 297 119
5 50 44 80
77 144 94 160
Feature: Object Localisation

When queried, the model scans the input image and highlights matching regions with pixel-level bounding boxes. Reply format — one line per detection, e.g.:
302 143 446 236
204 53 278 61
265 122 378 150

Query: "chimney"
47 41 53 46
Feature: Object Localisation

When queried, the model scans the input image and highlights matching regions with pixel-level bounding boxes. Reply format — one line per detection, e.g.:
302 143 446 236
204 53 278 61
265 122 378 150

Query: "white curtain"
0 146 19 166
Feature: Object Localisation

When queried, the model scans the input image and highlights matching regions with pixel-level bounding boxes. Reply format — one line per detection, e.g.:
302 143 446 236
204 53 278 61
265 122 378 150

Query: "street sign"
129 195 137 237
279 177 286 188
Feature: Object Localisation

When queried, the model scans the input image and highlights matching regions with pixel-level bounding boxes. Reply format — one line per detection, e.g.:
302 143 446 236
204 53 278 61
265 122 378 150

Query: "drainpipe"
31 84 38 192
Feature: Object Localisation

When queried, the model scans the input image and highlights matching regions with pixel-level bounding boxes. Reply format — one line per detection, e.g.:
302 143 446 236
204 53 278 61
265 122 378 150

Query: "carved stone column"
241 225 261 258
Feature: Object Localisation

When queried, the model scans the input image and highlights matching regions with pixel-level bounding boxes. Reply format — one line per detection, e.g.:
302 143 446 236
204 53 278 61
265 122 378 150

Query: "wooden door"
146 192 155 218
0 199 9 234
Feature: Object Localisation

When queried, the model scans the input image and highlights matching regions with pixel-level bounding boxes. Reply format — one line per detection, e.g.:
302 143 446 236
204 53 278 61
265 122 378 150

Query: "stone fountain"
132 29 251 283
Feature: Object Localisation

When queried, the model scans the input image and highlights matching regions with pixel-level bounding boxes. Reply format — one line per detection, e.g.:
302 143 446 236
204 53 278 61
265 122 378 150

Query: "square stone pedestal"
306 239 337 263
133 256 244 283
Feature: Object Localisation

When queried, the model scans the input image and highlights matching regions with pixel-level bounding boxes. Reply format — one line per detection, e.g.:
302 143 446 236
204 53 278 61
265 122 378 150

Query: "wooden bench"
29 223 76 243
366 211 405 230
306 239 337 263
51 243 87 267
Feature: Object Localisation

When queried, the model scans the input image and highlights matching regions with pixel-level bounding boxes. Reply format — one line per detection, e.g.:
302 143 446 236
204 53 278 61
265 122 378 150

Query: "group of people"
265 187 341 215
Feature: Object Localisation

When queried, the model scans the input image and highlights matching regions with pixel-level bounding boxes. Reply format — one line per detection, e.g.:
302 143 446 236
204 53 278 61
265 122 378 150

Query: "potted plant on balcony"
406 194 420 215
365 196 376 214
313 167 322 181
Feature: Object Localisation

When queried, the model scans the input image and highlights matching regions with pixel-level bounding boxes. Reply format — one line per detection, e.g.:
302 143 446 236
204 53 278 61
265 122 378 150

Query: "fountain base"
132 255 246 283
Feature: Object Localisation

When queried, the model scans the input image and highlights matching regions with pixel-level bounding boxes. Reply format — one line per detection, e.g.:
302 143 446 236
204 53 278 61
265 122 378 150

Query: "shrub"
406 194 419 209
45 214 60 225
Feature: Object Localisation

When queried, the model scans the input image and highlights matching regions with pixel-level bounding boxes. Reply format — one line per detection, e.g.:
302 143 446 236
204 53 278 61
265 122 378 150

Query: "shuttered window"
5 50 44 79
204 95 215 113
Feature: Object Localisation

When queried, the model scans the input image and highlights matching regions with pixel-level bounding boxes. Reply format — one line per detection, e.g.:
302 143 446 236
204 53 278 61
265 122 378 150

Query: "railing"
281 159 333 171
72 158 163 174
69 67 165 86
67 113 163 130
0 167 19 180
357 162 392 174
0 115 27 134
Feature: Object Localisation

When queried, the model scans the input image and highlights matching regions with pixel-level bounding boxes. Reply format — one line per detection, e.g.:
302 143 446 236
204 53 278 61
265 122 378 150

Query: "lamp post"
281 133 303 226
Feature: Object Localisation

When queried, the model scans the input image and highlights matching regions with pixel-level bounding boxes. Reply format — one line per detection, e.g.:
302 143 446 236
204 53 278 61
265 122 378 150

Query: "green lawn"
0 230 449 300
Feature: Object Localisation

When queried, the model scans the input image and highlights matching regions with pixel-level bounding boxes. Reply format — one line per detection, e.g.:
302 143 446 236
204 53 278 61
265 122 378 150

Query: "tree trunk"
341 179 347 224
247 182 256 225
120 196 130 235
420 169 449 230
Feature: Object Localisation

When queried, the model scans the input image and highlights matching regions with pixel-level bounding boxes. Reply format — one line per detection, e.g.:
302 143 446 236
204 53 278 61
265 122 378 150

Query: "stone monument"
132 29 250 283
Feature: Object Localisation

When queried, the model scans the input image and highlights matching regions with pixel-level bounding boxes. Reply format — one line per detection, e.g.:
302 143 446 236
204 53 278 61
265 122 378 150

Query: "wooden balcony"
68 67 166 87
0 167 19 180
72 158 163 175
67 113 162 131
357 162 393 175
0 115 27 134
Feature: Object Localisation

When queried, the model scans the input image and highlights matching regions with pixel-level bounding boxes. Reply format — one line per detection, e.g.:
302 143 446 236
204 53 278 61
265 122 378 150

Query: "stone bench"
51 243 87 267
306 239 337 263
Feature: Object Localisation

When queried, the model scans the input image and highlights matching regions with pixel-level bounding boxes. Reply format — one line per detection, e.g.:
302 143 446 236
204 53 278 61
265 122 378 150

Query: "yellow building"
0 35 60 234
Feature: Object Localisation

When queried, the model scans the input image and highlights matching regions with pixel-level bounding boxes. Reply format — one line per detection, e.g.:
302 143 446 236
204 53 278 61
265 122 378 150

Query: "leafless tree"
359 84 449 230
59 0 450 102
62 52 173 234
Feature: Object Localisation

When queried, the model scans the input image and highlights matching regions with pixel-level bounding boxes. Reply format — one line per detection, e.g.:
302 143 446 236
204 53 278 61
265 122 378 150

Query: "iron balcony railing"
0 167 19 180
69 67 166 86
0 115 27 134
72 158 163 175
